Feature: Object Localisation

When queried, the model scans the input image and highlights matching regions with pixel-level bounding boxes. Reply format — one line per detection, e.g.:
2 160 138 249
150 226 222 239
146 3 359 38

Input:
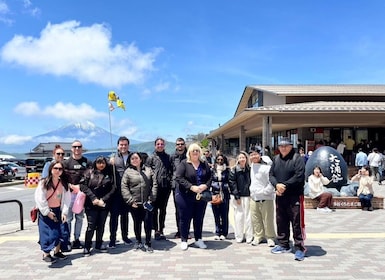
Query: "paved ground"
1 183 385 280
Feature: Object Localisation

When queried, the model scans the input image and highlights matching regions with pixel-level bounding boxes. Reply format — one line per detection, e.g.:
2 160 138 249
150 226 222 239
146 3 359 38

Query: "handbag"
211 186 224 205
72 191 86 214
30 207 38 222
196 189 213 202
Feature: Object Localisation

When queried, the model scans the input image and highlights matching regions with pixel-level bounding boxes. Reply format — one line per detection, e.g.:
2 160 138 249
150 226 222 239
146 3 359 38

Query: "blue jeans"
67 194 84 241
359 193 373 208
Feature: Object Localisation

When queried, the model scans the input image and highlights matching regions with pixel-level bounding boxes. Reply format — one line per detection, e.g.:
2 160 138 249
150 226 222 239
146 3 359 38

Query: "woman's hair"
361 165 372 176
52 144 64 154
93 156 108 169
186 143 203 163
313 166 323 174
234 151 250 168
43 161 69 191
128 152 144 169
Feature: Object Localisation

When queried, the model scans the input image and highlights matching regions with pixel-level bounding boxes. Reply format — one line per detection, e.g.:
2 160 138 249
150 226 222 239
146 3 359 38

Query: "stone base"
304 196 384 209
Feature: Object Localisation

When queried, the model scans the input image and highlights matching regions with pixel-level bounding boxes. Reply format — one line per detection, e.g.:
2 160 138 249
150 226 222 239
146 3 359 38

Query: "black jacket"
176 159 212 195
229 164 251 199
146 151 172 188
269 149 305 196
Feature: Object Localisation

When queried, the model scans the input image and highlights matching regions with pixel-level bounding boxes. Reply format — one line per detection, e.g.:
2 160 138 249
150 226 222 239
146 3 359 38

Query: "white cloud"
0 0 12 25
1 20 162 87
0 134 33 145
14 101 107 121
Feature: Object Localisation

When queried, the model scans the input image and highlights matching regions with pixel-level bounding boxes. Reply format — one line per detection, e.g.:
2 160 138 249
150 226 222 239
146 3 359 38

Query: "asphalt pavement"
0 182 385 279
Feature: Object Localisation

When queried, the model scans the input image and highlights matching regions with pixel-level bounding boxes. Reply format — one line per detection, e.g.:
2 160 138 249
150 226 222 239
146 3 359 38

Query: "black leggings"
130 206 153 245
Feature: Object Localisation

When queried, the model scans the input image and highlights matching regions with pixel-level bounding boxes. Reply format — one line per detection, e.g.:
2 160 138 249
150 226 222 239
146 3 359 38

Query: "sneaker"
158 233 166 240
180 241 188 251
271 245 291 254
144 244 154 253
71 239 83 249
317 207 332 213
219 235 226 240
368 206 374 211
61 244 72 252
83 248 91 257
246 238 253 244
267 239 276 247
294 250 306 261
154 232 161 240
42 254 57 263
53 251 67 260
123 237 133 245
251 239 262 246
214 235 220 240
95 245 108 253
134 242 143 251
194 239 207 249
108 241 116 249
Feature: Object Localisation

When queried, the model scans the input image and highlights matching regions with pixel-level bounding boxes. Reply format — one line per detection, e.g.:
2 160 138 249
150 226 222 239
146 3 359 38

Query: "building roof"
246 101 385 113
246 84 385 96
235 84 385 116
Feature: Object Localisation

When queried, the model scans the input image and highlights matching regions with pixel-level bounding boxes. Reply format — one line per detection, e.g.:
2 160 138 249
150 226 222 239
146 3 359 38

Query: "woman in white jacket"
249 150 276 247
34 161 71 263
308 166 333 213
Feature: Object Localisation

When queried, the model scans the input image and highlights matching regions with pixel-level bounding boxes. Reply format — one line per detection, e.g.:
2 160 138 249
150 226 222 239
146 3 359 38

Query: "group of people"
34 136 309 263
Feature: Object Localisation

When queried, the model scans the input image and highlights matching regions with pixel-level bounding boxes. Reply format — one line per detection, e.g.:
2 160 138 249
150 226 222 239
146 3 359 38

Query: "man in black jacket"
108 136 133 248
269 137 306 261
146 137 173 240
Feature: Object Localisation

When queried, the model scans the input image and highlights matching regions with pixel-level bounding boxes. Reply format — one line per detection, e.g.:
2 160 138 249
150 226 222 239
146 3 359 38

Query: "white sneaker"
180 241 188 251
194 239 207 249
219 235 226 240
317 207 332 213
214 235 220 240
267 239 275 247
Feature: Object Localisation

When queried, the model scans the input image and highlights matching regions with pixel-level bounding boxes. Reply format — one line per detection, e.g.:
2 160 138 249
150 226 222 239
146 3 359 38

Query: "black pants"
172 188 180 234
275 195 306 252
175 188 207 242
109 194 130 242
130 206 153 245
84 207 109 249
153 187 171 233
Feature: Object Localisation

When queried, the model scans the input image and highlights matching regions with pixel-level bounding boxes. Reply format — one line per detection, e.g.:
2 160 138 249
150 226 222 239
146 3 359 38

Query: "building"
207 85 385 156
26 142 74 158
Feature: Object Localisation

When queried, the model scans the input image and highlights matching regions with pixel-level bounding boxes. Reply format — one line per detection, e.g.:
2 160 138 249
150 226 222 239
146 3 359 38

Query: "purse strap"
46 180 60 201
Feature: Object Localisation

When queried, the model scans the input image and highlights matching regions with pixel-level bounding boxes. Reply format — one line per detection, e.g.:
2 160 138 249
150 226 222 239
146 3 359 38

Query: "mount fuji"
1 121 142 153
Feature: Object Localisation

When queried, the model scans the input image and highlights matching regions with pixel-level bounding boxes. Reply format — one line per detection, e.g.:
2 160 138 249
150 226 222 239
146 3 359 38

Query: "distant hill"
130 141 176 155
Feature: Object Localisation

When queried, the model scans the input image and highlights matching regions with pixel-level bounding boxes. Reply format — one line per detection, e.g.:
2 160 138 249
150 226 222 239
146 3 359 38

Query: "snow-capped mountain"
0 121 142 153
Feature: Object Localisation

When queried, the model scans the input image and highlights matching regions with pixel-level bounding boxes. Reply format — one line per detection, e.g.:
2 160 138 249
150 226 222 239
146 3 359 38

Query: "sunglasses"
56 153 65 156
72 145 82 149
176 143 185 146
53 167 63 171
217 158 224 162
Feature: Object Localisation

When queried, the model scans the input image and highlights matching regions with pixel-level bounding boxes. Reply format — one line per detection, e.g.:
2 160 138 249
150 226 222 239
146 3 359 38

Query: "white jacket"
249 163 275 201
34 179 71 216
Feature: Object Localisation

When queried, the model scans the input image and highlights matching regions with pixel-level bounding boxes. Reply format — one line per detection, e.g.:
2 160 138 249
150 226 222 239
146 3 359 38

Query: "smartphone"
143 201 154 212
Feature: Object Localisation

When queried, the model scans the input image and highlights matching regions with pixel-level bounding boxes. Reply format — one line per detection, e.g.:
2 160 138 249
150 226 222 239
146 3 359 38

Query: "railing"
0 200 24 231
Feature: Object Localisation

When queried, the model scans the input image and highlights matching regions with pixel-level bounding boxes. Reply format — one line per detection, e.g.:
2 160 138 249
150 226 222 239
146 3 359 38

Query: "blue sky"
1 0 385 152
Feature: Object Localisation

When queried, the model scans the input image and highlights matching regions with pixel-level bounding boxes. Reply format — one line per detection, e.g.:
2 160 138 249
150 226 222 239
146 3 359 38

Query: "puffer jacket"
121 165 158 206
229 164 251 199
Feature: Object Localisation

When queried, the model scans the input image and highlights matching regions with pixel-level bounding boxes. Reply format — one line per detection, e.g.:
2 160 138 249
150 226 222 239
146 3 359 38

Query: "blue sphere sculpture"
305 146 348 190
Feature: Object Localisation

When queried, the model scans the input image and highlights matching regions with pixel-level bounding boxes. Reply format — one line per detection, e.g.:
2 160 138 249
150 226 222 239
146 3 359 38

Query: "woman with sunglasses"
211 154 230 240
175 143 212 250
42 145 66 178
35 161 71 263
